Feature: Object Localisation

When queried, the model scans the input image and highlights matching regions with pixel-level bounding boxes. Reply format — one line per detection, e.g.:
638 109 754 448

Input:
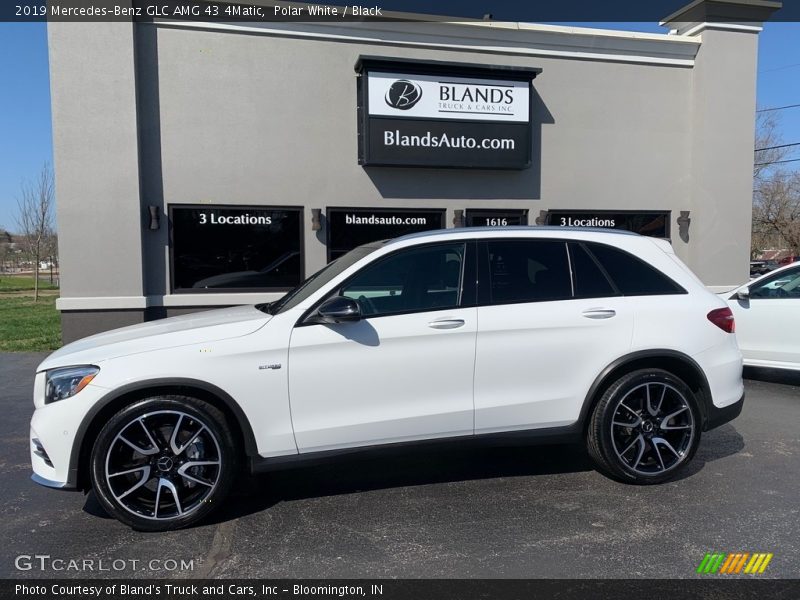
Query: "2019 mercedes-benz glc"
30 228 744 530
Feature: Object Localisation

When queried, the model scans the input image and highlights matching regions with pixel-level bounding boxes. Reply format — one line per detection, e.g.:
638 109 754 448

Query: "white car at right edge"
723 262 800 371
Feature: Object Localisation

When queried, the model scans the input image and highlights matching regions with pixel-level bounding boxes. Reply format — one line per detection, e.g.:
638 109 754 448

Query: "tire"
587 369 701 484
90 395 237 531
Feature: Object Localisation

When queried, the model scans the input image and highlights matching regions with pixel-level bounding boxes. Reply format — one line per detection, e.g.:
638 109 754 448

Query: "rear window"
585 243 685 296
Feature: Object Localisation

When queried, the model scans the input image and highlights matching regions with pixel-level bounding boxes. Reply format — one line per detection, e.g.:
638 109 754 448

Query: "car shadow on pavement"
669 423 745 482
81 426 746 526
81 442 594 523
743 366 800 387
205 426 744 525
204 442 594 525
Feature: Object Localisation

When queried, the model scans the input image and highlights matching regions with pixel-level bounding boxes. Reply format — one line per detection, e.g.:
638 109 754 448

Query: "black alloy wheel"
587 369 701 484
90 396 237 531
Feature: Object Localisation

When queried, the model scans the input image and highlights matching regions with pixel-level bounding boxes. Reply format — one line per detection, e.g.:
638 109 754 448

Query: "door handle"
428 318 465 330
582 308 616 319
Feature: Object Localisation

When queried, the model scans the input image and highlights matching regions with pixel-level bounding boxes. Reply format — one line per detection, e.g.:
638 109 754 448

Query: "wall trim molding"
677 22 763 37
155 20 700 68
158 293 285 307
57 293 286 311
57 296 149 311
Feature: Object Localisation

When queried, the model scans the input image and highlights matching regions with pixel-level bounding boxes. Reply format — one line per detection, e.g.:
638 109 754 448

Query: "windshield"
261 241 385 315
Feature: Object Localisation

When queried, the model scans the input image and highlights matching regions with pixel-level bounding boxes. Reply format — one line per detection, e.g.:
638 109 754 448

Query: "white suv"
30 228 744 530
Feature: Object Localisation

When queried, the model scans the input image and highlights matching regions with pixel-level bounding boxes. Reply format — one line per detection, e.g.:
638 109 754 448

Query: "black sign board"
466 209 528 228
170 205 304 292
545 210 671 238
357 58 540 170
327 207 445 261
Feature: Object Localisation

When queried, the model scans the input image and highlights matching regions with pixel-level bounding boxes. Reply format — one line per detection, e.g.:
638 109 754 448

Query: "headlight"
45 366 99 404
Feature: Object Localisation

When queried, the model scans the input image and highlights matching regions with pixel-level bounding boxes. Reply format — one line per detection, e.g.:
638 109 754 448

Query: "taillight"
707 307 735 333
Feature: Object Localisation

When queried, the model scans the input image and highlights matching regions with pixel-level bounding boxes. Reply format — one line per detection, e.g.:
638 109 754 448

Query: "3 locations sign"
357 59 540 169
170 205 303 292
546 210 671 238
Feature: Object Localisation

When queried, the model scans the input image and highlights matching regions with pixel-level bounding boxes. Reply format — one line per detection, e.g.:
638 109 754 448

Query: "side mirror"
313 296 362 324
736 286 750 301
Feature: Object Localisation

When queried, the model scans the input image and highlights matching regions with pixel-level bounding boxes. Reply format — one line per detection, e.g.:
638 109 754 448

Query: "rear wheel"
587 369 700 484
90 396 237 531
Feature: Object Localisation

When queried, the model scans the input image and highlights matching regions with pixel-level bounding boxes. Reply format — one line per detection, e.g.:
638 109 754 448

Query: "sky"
0 20 799 232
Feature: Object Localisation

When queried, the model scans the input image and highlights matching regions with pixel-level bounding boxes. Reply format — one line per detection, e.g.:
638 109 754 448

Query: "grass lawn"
0 275 59 292
0 294 62 352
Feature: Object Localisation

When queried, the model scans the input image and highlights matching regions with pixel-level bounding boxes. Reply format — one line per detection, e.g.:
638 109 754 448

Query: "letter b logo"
385 80 422 110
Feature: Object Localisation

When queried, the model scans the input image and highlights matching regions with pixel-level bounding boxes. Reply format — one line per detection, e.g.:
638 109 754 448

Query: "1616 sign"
357 59 540 170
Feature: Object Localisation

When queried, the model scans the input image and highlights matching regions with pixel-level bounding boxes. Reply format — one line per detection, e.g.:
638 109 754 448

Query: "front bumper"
29 379 108 491
704 392 745 431
31 472 70 489
30 425 77 490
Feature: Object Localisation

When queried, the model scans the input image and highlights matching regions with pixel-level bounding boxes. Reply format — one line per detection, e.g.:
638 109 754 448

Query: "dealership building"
48 0 779 341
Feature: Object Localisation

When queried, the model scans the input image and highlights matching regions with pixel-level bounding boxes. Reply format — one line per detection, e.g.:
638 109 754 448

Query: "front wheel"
90 396 237 531
587 369 701 484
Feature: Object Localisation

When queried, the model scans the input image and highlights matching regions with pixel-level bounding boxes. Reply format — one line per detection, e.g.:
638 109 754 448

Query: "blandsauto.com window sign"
357 59 539 169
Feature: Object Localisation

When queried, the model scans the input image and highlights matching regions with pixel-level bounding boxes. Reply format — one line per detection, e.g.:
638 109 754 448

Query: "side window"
586 243 685 296
749 266 800 299
486 240 572 304
341 243 465 317
568 243 618 299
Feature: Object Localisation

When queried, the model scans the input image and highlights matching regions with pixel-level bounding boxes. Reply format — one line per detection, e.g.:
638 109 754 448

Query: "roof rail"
387 225 640 244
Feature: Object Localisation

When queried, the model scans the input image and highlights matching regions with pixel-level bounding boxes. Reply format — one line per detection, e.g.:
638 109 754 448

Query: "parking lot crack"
195 520 235 577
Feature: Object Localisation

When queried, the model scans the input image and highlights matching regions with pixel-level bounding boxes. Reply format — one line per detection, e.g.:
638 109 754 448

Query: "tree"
44 230 59 284
751 110 799 258
14 163 55 301
753 171 800 256
753 110 788 184
0 229 12 273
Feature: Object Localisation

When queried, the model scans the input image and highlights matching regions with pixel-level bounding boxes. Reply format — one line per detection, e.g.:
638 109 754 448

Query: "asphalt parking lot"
1 353 798 579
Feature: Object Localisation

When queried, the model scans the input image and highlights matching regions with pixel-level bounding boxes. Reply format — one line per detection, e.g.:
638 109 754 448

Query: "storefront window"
545 210 670 238
170 205 303 292
326 208 445 261
466 209 528 228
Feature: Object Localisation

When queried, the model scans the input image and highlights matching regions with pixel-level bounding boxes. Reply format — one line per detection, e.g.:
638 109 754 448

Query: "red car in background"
779 255 800 266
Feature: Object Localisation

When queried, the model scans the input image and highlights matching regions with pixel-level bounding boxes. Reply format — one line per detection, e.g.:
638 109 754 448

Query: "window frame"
583 241 687 297
295 235 689 320
298 240 477 325
325 206 446 262
544 209 672 240
168 203 305 294
476 238 687 307
567 242 622 299
477 239 574 307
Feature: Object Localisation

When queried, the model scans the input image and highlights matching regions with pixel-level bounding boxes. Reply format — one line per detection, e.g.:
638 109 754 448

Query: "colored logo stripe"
697 553 725 573
697 552 773 574
721 553 748 574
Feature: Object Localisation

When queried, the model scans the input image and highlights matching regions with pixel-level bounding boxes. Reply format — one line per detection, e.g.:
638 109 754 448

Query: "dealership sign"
546 210 671 238
327 207 444 260
357 60 540 169
367 72 529 122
